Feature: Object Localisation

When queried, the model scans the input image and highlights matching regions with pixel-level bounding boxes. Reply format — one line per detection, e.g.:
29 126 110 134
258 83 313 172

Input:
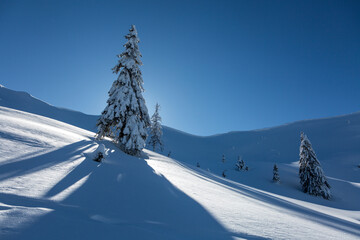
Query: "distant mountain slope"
0 85 98 132
161 113 360 214
162 110 360 183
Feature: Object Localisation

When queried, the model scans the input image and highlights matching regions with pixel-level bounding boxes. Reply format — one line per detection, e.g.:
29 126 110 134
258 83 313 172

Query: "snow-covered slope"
0 85 98 132
160 112 360 208
162 113 360 177
1 86 359 204
0 86 359 239
0 106 233 239
0 106 359 239
147 151 360 239
2 85 359 179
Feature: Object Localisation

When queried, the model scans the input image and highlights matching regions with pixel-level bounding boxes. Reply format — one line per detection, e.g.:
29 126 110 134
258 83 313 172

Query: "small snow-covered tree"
148 103 163 152
93 144 108 163
299 132 331 199
235 156 244 171
96 25 150 156
222 154 226 163
273 164 280 182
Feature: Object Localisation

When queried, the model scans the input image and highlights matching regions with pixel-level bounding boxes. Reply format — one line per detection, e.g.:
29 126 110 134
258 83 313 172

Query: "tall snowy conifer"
299 132 331 199
96 25 150 156
148 103 163 152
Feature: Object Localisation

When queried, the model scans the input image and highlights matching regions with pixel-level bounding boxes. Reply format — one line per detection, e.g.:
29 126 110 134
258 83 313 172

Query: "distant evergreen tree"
245 166 248 171
222 154 226 163
197 162 200 168
148 103 163 152
96 25 150 156
167 151 171 157
235 156 244 171
299 132 331 199
222 170 226 178
273 164 280 182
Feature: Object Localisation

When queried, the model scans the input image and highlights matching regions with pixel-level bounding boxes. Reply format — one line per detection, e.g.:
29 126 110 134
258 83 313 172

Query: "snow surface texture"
0 86 359 239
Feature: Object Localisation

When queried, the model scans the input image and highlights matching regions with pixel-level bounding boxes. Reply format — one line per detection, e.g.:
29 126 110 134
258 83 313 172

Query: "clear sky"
1 0 360 136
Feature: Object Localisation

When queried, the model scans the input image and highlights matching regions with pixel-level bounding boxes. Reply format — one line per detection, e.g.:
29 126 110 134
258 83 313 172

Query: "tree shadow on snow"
0 140 94 182
175 161 360 238
0 141 269 240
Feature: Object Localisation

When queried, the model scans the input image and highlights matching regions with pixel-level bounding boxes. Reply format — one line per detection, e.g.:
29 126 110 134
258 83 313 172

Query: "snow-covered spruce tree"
299 132 331 199
235 156 244 171
148 103 163 152
273 164 280 182
96 25 150 156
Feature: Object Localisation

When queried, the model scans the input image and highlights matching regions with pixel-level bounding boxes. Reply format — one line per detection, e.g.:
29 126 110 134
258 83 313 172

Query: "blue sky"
1 0 360 135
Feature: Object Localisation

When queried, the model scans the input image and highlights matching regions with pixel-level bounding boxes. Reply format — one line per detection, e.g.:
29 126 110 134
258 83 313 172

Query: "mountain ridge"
0 85 99 132
2 84 359 137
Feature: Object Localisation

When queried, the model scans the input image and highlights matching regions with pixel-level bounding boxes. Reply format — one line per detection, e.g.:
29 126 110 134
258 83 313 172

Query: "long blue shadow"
0 141 269 240
0 140 93 182
175 160 360 238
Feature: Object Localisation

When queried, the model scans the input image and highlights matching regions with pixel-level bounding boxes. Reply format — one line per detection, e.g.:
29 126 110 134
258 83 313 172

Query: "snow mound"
91 143 109 162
